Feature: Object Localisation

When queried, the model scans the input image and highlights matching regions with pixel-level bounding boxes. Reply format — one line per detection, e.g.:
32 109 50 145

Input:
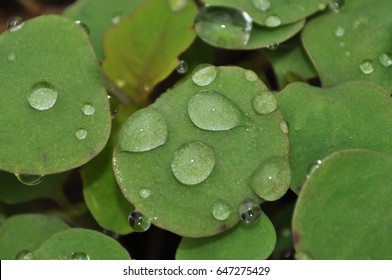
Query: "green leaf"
63 0 144 60
80 106 137 235
33 228 131 260
176 211 276 260
0 214 70 259
0 15 111 175
276 81 392 193
293 149 392 260
103 0 197 105
113 66 289 237
202 0 330 26
302 0 392 90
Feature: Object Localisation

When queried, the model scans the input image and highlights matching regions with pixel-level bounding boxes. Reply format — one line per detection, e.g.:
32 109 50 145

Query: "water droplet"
335 26 345 37
139 188 151 198
328 0 344 13
318 3 327 10
266 43 279 50
15 174 44 186
379 53 392 67
107 95 119 118
239 200 262 223
252 92 278 115
7 53 16 62
111 13 121 25
15 250 33 260
251 0 271 12
191 64 218 86
195 6 252 48
75 128 87 140
339 42 346 48
344 50 352 58
71 251 89 260
7 16 25 32
128 211 151 232
360 59 374 74
307 160 322 175
188 90 242 131
244 70 258 82
75 20 90 35
119 107 168 152
115 79 125 88
280 120 289 134
169 0 187 12
212 202 231 221
82 103 95 116
295 251 312 260
176 60 188 74
250 157 291 201
28 83 58 111
265 15 281 28
171 141 215 185
353 16 368 30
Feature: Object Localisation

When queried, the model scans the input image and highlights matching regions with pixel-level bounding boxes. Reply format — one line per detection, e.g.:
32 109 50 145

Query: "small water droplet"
328 0 344 13
252 92 278 115
16 174 44 186
379 52 392 67
119 107 168 152
295 251 313 260
75 128 87 140
188 90 242 131
265 15 281 28
171 141 215 185
169 0 187 12
82 103 95 116
251 0 271 12
176 60 188 74
353 16 368 30
212 202 231 221
71 251 89 260
266 43 279 50
339 42 346 47
107 95 119 118
15 250 33 260
335 26 345 37
195 6 252 48
318 3 327 10
191 64 218 86
115 79 125 88
111 13 121 25
7 16 25 32
244 70 258 82
139 188 151 198
307 160 322 175
128 211 151 232
360 59 374 74
7 53 16 62
75 20 90 35
239 200 262 223
344 50 352 58
280 120 289 134
28 83 57 111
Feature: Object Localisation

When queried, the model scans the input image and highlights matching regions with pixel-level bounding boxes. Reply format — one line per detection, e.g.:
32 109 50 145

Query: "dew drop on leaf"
75 20 90 35
139 188 151 198
266 43 279 50
7 16 25 32
328 0 345 13
195 6 252 48
295 251 313 260
379 53 392 67
7 53 16 62
244 70 258 82
119 107 168 152
265 15 282 28
176 60 188 74
334 26 345 37
280 120 289 134
15 250 34 260
191 64 218 86
128 211 151 232
252 92 278 115
107 95 119 118
75 128 88 140
169 0 187 12
27 83 58 111
171 141 215 185
360 59 374 74
251 0 271 12
111 13 121 25
212 202 231 221
307 160 322 175
188 90 242 131
239 200 262 223
15 174 44 186
82 103 95 116
71 251 90 260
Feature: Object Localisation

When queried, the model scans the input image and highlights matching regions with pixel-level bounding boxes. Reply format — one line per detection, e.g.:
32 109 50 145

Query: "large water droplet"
82 103 95 116
128 211 151 232
75 128 87 140
176 60 188 74
75 20 90 35
250 157 291 201
244 70 258 82
15 250 34 260
265 15 281 28
169 0 187 12
15 174 44 186
195 6 252 48
328 0 344 13
307 160 322 175
139 188 151 198
28 83 58 111
188 90 242 131
119 107 168 152
239 200 262 223
7 16 25 32
191 64 218 86
251 0 271 12
379 53 392 67
334 26 345 37
171 141 215 185
212 202 231 221
252 92 278 115
7 53 16 62
107 95 119 118
360 59 374 74
71 251 90 260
